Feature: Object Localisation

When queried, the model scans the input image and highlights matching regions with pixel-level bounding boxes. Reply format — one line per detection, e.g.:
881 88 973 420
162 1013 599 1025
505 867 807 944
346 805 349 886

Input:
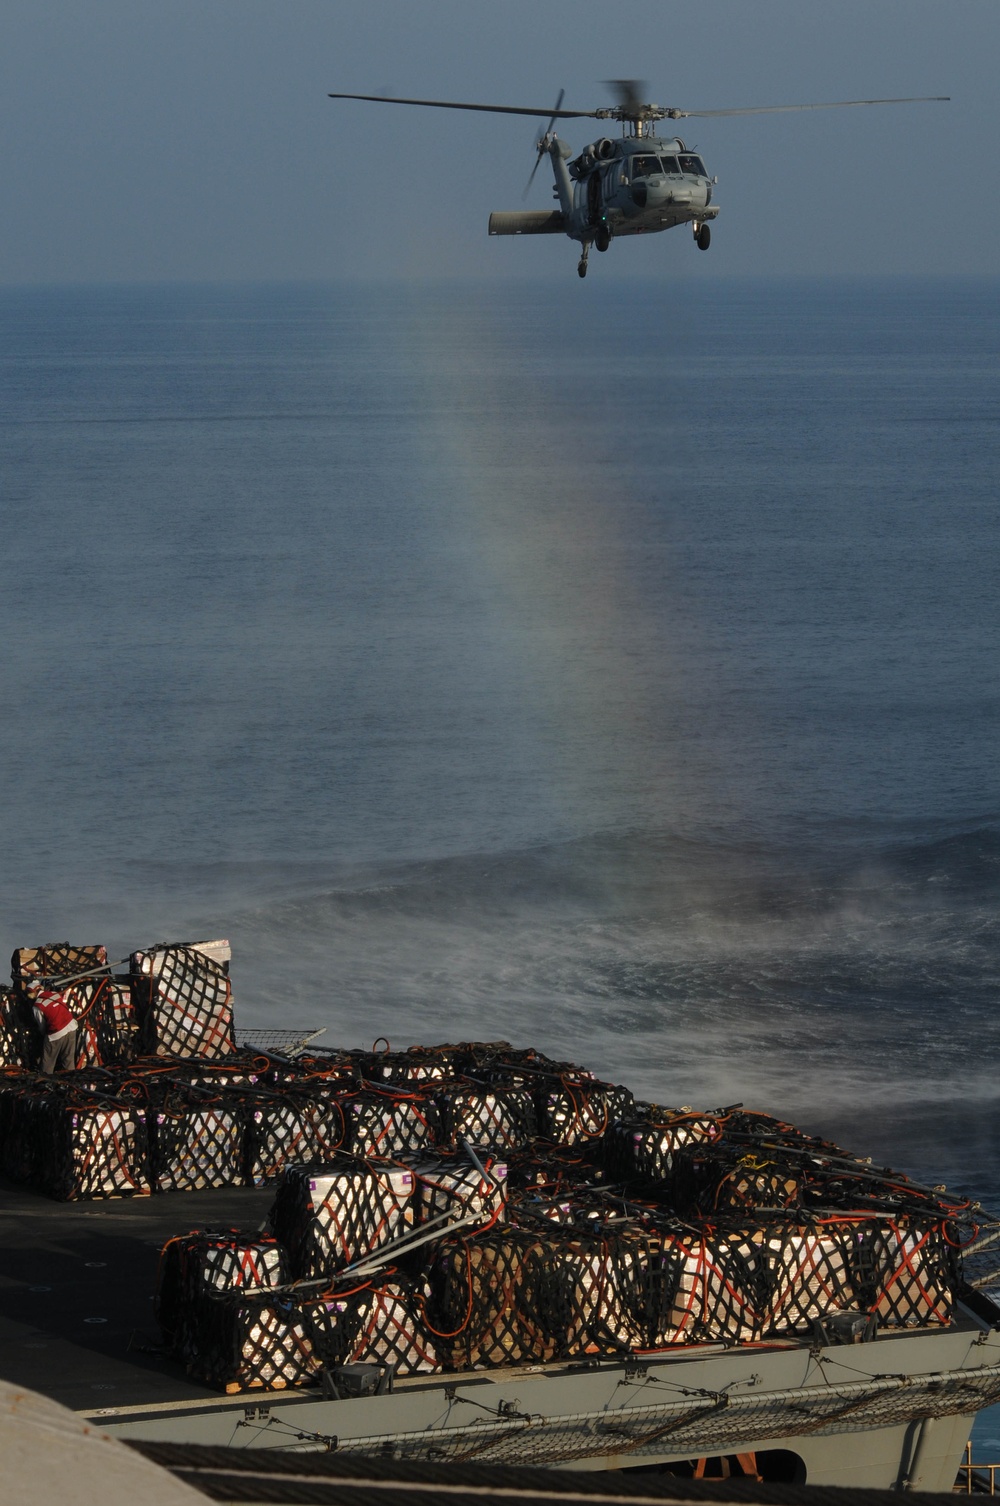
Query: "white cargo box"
131 940 231 975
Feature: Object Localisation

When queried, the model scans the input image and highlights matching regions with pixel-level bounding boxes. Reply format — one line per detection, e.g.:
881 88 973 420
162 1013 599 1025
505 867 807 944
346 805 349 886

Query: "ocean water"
2 278 999 1202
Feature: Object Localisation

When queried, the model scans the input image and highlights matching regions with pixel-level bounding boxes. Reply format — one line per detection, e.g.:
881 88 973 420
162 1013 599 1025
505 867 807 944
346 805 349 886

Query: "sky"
1 0 997 283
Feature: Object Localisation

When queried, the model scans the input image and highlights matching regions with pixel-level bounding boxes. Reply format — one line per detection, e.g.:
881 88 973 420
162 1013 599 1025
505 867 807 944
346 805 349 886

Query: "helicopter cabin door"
587 169 601 227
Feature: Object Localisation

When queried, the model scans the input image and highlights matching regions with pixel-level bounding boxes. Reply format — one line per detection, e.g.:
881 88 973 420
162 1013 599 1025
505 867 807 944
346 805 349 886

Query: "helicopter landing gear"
577 242 591 278
695 222 711 250
594 223 612 253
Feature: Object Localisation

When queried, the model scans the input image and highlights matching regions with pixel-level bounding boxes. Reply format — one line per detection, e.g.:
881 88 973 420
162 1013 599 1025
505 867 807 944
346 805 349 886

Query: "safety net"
132 945 236 1058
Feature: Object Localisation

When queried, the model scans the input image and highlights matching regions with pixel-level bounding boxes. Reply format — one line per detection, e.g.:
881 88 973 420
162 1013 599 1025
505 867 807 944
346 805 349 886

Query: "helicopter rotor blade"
523 88 566 201
327 90 598 119
522 153 545 201
664 95 949 118
604 78 649 121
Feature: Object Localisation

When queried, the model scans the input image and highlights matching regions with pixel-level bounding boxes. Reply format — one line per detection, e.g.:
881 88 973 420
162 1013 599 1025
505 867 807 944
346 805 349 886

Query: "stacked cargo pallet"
149 1046 970 1392
0 939 234 1072
0 938 978 1392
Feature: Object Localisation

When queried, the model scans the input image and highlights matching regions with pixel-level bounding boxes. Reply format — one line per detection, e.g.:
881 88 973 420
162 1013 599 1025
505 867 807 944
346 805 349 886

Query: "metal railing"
958 1442 1000 1493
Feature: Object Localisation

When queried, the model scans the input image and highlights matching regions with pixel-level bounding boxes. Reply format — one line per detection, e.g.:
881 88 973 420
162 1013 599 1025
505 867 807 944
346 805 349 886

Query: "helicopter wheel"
697 223 711 250
595 224 611 253
578 261 588 278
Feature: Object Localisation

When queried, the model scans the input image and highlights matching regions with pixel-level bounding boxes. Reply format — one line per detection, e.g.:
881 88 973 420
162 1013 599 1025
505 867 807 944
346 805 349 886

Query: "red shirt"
32 989 77 1038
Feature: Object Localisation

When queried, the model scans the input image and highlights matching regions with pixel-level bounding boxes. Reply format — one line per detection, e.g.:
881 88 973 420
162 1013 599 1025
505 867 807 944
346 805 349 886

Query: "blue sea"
3 276 1000 1432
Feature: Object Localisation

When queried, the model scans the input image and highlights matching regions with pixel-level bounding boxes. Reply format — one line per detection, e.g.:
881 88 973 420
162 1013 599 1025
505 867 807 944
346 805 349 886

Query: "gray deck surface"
0 1173 273 1412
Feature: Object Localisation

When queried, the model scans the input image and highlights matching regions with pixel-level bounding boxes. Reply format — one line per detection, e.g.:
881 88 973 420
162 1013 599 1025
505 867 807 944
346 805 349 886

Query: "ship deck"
0 1172 274 1414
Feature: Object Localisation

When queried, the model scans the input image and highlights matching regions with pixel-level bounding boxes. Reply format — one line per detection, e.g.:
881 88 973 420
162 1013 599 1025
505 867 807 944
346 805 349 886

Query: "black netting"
454 1043 563 1088
505 1143 605 1192
269 1161 416 1280
344 1089 441 1158
359 1046 463 1085
0 988 38 1069
308 1277 441 1376
670 1144 801 1218
553 1232 666 1355
245 1086 366 1184
149 1104 244 1191
132 946 235 1059
66 978 138 1070
649 1230 759 1346
850 1217 957 1328
603 1109 723 1184
537 1078 634 1147
37 1096 151 1200
186 1292 320 1391
726 1223 857 1338
425 1231 563 1369
297 1094 350 1161
155 1057 263 1092
0 1086 42 1182
270 1051 359 1086
11 943 108 984
438 1087 537 1150
156 1229 288 1360
244 1101 312 1186
411 1156 508 1232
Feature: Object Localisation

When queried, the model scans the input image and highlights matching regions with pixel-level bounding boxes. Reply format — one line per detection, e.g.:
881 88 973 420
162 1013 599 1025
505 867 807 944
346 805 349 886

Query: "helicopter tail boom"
488 211 568 235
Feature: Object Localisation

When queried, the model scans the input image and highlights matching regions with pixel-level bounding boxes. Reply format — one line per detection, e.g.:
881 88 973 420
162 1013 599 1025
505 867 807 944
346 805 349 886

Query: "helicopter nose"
646 177 709 211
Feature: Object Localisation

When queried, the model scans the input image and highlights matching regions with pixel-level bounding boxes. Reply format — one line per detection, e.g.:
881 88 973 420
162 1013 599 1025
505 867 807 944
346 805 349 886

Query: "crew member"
30 986 78 1073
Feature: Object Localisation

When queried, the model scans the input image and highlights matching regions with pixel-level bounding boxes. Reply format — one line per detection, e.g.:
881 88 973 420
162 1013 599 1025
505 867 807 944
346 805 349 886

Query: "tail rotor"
522 87 565 199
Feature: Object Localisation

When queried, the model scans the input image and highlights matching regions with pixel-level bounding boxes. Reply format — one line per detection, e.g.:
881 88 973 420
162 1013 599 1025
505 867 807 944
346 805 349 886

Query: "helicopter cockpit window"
630 155 663 179
678 154 707 177
660 155 680 174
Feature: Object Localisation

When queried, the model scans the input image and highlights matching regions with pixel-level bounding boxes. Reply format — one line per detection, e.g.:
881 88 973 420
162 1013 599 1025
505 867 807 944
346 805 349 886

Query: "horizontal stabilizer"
488 211 567 236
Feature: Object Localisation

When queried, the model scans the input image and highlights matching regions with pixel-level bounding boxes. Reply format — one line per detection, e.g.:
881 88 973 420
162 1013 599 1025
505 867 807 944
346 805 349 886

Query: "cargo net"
311 1277 441 1378
439 1086 537 1151
0 988 37 1070
11 943 108 984
603 1108 724 1185
186 1292 321 1391
271 1050 360 1086
186 1281 439 1392
537 1077 635 1148
425 1228 672 1368
411 1156 508 1234
134 946 235 1059
670 1144 801 1218
359 1044 465 1085
0 1085 40 1182
156 1230 287 1359
245 1101 312 1187
418 1208 962 1368
505 1143 608 1195
454 1042 566 1089
26 1093 151 1200
244 1095 349 1185
66 979 138 1070
345 1088 440 1158
425 1230 559 1369
150 1104 244 1191
503 1143 631 1232
645 1217 958 1347
269 1161 415 1280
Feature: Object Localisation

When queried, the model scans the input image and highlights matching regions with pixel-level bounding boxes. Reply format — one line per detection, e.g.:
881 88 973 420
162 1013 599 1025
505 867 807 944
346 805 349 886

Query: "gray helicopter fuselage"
551 133 717 243
332 85 946 273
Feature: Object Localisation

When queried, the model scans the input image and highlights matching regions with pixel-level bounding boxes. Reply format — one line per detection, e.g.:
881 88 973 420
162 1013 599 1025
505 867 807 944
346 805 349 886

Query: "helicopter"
328 81 947 278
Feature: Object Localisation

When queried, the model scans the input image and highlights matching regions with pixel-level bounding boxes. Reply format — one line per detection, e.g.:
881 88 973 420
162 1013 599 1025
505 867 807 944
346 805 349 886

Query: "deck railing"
957 1442 1000 1494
